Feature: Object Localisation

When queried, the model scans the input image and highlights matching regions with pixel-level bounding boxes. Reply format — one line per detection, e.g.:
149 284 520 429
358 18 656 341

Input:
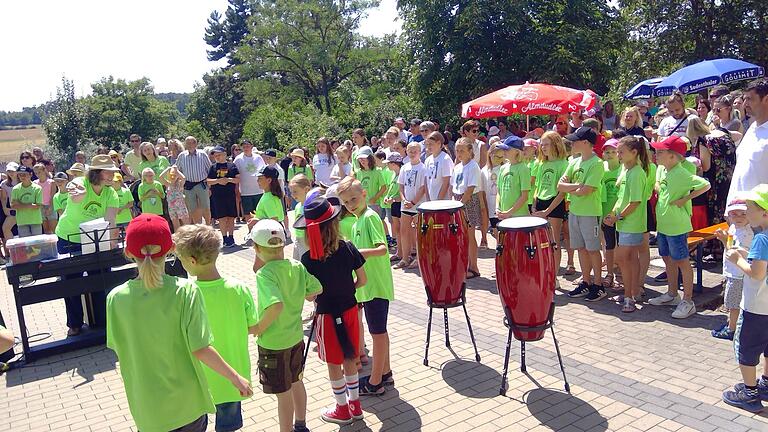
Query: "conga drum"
416 200 480 366
416 200 468 306
495 216 569 395
495 216 556 342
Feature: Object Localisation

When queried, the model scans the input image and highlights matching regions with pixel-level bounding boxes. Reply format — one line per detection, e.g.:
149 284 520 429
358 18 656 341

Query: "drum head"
497 216 548 231
417 199 464 213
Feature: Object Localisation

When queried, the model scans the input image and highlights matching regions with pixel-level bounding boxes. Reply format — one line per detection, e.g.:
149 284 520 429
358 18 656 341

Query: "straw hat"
89 155 120 171
66 162 85 176
290 148 306 159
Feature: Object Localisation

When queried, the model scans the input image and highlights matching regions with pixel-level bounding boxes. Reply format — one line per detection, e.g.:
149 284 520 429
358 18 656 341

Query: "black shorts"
602 223 616 250
390 201 401 218
241 194 262 215
535 197 567 220
211 191 238 219
646 201 656 232
257 341 304 394
363 298 390 335
735 310 768 367
490 217 500 229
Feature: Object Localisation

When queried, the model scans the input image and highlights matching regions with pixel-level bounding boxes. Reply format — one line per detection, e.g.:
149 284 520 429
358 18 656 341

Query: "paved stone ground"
2 222 768 432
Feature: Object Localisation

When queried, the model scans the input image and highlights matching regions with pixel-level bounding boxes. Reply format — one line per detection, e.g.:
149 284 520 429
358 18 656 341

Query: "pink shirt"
34 178 54 205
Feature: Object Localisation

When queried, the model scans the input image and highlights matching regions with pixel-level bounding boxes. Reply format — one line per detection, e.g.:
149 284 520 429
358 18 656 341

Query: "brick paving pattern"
2 224 768 431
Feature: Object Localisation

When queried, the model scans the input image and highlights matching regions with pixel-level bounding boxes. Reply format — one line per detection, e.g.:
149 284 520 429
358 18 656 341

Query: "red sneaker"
321 403 352 425
349 399 363 420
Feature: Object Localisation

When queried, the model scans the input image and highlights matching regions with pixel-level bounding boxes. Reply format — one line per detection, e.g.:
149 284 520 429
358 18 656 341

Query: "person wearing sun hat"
249 218 322 432
66 162 85 179
295 194 367 424
51 172 69 218
722 184 768 412
286 148 314 207
106 214 253 432
56 154 121 336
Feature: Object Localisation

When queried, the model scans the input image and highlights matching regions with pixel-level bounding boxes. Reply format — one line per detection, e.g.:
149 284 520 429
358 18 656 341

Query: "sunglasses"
21 155 31 159
130 140 140 143
555 122 565 125
470 129 479 133
111 155 119 159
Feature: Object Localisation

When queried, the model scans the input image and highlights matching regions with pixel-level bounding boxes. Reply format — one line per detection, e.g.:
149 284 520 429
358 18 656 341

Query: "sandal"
393 258 410 269
602 274 614 288
466 269 480 279
479 240 488 249
67 326 82 337
407 259 420 269
563 265 576 276
390 254 402 263
621 298 636 313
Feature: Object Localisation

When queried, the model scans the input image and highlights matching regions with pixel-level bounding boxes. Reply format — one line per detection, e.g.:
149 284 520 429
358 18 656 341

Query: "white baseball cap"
250 219 286 247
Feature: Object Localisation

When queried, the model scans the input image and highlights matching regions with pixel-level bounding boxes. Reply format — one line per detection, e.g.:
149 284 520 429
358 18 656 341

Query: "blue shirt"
743 232 768 314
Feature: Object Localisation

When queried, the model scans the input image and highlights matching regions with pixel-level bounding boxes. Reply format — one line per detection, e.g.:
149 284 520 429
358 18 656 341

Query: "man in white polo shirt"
233 139 265 223
728 79 768 205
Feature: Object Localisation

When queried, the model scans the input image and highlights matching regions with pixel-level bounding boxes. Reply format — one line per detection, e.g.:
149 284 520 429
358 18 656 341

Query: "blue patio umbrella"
653 58 765 97
624 77 666 100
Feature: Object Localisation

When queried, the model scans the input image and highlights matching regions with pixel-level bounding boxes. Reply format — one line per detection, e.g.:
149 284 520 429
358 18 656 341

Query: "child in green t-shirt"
558 127 605 302
648 136 710 319
288 174 312 260
249 165 288 271
355 147 387 240
383 153 403 260
174 224 258 432
337 176 395 396
11 166 43 237
375 150 396 247
604 136 650 313
600 140 622 289
496 136 531 218
106 215 252 432
52 172 69 218
112 172 134 226
138 168 165 216
250 219 322 432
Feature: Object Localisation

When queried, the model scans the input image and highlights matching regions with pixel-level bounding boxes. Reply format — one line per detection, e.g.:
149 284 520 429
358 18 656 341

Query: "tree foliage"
0 107 42 128
186 71 247 145
204 0 253 65
41 77 87 168
242 101 344 151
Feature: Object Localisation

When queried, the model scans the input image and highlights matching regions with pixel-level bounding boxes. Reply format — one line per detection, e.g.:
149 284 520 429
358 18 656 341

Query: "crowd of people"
1 77 768 428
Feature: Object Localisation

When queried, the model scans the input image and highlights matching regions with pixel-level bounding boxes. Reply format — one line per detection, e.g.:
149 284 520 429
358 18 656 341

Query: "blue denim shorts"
618 231 644 246
734 310 768 367
215 401 243 432
657 232 689 260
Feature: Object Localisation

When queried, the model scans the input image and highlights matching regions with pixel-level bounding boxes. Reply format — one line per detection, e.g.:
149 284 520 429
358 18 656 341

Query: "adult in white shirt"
452 137 482 278
124 133 143 180
312 137 336 186
727 79 768 205
233 140 265 221
424 131 453 201
460 120 488 169
657 92 689 137
394 117 410 143
396 141 427 269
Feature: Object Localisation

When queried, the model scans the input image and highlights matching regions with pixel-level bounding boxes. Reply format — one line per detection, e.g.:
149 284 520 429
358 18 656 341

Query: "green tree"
41 77 87 167
242 101 343 151
186 71 247 145
235 0 389 115
398 0 624 120
80 77 179 146
204 0 253 66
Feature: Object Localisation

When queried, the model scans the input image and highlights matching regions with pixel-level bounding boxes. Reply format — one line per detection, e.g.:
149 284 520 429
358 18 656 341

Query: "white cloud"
0 0 401 112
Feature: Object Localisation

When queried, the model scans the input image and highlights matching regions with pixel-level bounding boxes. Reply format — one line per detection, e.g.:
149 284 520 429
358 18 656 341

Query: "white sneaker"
648 292 681 306
671 299 696 319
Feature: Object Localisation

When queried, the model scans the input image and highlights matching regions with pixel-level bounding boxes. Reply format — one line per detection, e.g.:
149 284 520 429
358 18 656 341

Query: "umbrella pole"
526 115 530 132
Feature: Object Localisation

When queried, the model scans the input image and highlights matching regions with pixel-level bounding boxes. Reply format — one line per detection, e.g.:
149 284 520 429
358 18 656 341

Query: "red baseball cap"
651 136 687 156
125 214 173 259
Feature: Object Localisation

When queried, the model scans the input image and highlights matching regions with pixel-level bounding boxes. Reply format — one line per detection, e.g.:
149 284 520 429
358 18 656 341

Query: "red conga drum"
494 216 569 395
416 200 480 365
417 200 468 306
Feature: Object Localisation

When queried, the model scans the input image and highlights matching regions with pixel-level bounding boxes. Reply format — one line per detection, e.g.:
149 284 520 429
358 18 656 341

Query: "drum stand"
423 286 481 366
499 302 570 395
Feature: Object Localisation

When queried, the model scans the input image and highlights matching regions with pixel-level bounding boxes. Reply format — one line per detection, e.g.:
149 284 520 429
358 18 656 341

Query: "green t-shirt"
138 156 170 177
255 259 322 350
106 275 215 432
645 162 657 200
527 160 538 205
655 162 710 236
138 182 165 215
351 207 395 302
379 168 397 208
116 187 133 224
255 192 284 221
52 190 68 214
563 155 603 217
55 177 119 243
11 183 43 226
287 165 314 182
534 159 568 201
356 169 384 203
614 164 647 233
339 214 355 240
497 162 531 216
601 161 622 217
195 278 257 404
294 202 305 239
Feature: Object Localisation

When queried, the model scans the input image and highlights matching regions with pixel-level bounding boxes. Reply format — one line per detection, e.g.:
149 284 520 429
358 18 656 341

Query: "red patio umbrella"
461 82 598 118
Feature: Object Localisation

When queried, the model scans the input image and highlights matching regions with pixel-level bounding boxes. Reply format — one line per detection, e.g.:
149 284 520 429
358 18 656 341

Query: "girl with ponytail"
106 214 252 432
294 194 368 424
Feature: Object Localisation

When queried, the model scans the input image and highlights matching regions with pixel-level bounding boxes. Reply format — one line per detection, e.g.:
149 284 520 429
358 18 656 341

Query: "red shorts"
316 306 360 365
691 205 708 231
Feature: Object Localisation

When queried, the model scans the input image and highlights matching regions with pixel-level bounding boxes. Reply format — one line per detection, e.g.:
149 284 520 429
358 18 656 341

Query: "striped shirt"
175 149 212 182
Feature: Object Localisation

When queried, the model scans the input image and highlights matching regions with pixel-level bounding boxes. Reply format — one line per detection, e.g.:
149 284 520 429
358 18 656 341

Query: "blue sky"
0 0 400 111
